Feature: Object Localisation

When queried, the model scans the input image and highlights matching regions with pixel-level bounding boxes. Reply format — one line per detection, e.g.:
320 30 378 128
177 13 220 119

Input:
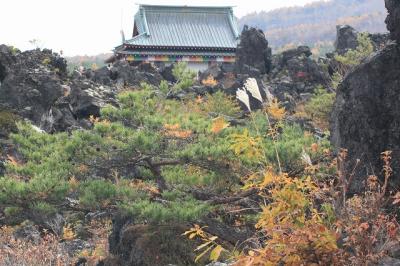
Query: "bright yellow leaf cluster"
201 75 218 87
183 224 226 263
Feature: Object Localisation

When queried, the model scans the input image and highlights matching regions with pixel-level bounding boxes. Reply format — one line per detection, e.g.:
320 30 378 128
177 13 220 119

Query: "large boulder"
331 1 400 194
331 43 400 193
102 215 199 266
385 0 400 43
40 80 117 132
159 63 176 83
226 44 330 113
102 214 254 266
0 48 66 123
235 26 272 75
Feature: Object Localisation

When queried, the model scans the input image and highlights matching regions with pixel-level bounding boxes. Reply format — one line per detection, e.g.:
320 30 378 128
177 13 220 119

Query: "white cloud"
0 0 317 56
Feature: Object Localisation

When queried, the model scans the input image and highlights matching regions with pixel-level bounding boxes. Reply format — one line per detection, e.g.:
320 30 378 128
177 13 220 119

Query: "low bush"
304 87 335 130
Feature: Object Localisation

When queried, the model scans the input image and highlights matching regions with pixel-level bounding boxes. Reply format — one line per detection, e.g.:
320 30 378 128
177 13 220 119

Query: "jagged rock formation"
266 46 330 111
334 24 389 55
0 47 118 132
86 61 163 89
386 0 400 43
235 26 272 75
335 25 360 55
331 2 400 193
369 32 390 50
0 47 66 124
0 48 166 133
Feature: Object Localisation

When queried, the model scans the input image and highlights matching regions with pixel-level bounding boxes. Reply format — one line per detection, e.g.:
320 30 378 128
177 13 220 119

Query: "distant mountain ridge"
238 0 387 50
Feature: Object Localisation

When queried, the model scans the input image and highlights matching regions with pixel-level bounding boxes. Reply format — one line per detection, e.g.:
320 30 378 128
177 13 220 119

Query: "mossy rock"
0 110 19 137
104 224 203 266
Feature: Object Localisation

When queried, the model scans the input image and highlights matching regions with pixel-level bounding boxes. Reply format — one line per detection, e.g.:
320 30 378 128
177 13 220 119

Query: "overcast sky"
0 0 318 56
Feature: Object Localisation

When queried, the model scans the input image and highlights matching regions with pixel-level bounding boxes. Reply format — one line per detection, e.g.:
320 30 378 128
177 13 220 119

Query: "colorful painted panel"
125 54 235 63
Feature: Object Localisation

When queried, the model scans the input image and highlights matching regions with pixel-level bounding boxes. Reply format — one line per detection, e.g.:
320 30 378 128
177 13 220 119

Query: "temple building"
114 4 240 71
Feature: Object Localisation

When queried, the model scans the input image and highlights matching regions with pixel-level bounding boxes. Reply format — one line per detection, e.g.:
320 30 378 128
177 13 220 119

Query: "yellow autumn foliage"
230 129 263 160
202 75 218 87
236 171 339 265
183 224 226 263
62 224 76 241
266 99 286 120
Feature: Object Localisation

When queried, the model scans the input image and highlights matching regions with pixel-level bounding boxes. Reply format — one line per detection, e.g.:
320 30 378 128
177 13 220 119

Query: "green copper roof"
125 4 240 49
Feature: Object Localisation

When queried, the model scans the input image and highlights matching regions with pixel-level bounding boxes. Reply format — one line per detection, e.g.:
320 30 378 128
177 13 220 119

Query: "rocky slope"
0 47 117 133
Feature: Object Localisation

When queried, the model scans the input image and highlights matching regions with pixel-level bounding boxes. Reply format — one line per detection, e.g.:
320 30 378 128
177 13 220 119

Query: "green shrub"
8 46 19 55
31 201 57 217
119 197 210 224
4 206 23 217
0 82 328 226
266 124 330 171
304 87 335 130
79 180 117 209
172 62 196 92
159 80 169 94
202 91 241 117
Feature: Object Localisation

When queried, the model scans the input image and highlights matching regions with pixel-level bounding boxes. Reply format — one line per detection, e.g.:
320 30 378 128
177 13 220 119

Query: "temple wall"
186 62 210 72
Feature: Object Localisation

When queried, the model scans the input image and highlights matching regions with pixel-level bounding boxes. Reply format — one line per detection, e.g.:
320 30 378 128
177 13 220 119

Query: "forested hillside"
239 0 387 50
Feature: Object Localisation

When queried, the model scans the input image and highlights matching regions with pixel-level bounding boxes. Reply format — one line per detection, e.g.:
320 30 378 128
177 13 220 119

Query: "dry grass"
0 226 74 266
0 219 112 266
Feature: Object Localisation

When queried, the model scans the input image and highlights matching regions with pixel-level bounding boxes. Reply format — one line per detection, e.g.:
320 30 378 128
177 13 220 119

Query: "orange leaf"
211 117 229 134
6 155 20 166
311 143 319 152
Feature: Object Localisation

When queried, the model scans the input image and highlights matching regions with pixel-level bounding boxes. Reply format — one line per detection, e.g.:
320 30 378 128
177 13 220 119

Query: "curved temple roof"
124 4 240 50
